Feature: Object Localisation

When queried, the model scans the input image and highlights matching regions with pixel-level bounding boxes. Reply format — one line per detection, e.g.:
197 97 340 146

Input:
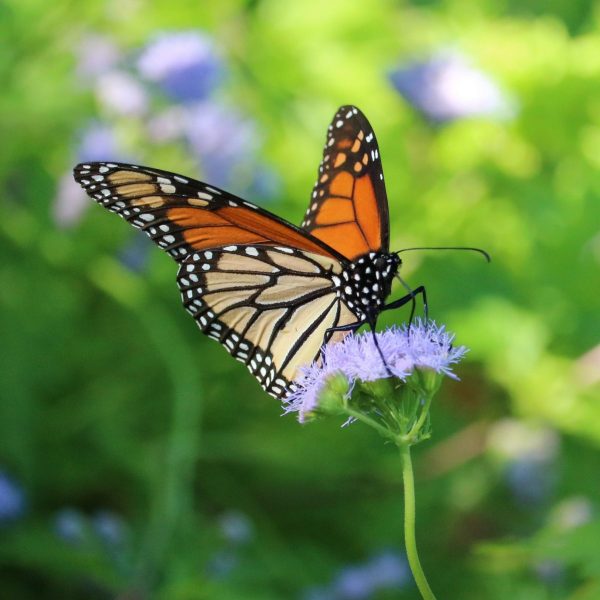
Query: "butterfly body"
336 251 400 321
74 106 417 400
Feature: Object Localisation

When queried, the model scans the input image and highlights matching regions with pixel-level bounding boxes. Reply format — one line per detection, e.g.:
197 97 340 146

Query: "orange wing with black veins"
301 105 390 260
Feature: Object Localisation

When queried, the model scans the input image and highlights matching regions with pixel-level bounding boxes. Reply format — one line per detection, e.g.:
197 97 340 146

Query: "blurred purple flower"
137 31 222 103
55 122 131 227
54 508 87 545
506 457 556 506
333 551 409 599
76 122 122 162
389 51 514 123
185 102 259 189
487 419 559 507
95 70 149 116
367 551 410 588
92 510 127 547
53 172 89 228
75 33 121 82
0 471 26 526
207 549 238 578
218 510 253 545
304 550 409 599
146 106 186 142
285 320 467 423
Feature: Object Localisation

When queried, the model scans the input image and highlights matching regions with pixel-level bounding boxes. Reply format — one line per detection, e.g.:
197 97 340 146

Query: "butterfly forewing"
74 162 341 263
301 105 389 260
177 245 359 398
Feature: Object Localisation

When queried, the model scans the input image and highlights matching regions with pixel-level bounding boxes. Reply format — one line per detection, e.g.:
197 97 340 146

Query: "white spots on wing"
157 176 171 184
202 263 210 271
139 213 154 222
163 234 175 244
160 183 176 194
174 175 188 183
205 186 221 194
332 275 341 287
243 201 257 209
204 251 213 259
189 273 198 283
335 119 343 128
379 173 384 180
275 247 294 254
197 191 212 200
224 245 238 252
245 247 259 256
366 132 373 143
228 200 238 207
99 166 109 174
106 163 117 168
159 224 170 232
344 286 352 294
328 137 335 147
92 175 104 181
186 264 195 272
101 189 111 197
345 110 353 119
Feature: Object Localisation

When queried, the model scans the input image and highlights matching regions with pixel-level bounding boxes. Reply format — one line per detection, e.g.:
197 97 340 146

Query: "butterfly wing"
301 106 390 260
74 162 344 263
177 244 358 398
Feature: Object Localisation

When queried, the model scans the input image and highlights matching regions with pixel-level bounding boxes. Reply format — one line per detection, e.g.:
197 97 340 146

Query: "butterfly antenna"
396 246 491 262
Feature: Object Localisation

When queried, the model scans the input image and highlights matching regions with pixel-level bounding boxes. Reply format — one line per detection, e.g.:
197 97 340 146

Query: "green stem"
343 407 397 441
405 392 434 443
399 442 437 600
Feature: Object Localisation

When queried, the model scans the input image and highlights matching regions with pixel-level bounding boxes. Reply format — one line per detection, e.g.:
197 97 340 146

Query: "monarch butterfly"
74 106 426 399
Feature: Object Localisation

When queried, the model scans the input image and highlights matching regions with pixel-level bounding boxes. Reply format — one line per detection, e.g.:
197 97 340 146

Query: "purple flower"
75 33 121 82
54 508 87 545
54 122 131 227
0 471 26 525
285 320 467 423
303 550 409 599
94 70 149 117
76 122 122 162
92 510 127 548
218 510 253 545
184 102 259 189
137 31 222 103
389 51 514 123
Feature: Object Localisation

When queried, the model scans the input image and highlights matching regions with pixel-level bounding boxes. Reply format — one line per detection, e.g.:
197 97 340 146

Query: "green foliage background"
1 0 599 598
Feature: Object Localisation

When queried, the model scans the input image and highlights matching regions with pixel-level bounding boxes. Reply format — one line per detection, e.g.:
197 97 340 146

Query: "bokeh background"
1 1 599 598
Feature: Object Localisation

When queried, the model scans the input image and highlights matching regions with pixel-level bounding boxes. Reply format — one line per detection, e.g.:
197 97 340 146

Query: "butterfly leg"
367 316 395 378
382 285 428 331
324 319 366 343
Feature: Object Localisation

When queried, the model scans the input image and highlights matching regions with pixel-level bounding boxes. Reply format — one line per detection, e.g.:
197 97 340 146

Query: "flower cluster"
303 550 409 600
57 30 279 240
389 50 514 123
285 319 467 424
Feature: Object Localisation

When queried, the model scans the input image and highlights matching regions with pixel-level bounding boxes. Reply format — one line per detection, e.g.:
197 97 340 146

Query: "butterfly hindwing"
74 162 341 263
177 244 359 398
301 105 389 260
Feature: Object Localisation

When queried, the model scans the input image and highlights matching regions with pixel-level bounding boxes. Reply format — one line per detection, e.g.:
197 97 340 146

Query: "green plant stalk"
399 441 437 600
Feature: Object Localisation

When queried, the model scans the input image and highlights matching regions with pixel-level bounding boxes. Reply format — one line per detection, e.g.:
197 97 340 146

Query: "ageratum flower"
285 320 467 424
137 31 222 103
184 101 259 190
389 50 514 123
0 471 26 526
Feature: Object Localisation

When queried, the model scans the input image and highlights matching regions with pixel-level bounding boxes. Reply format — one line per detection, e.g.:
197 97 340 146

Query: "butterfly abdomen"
335 252 400 319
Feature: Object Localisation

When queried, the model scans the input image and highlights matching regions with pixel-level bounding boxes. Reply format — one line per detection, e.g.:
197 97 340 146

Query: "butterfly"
73 106 424 400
